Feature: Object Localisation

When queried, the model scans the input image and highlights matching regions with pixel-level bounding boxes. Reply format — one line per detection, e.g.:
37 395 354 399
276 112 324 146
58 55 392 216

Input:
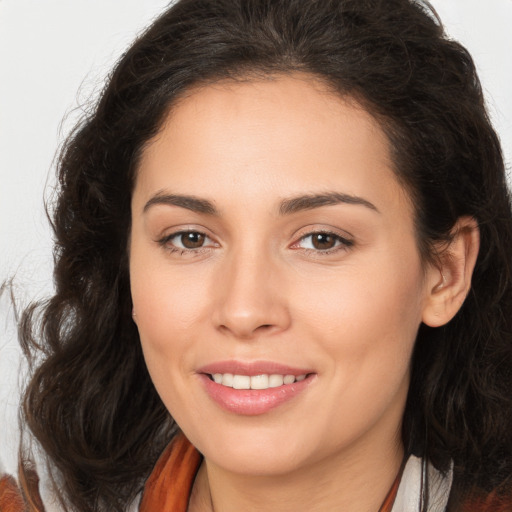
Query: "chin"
187 421 325 476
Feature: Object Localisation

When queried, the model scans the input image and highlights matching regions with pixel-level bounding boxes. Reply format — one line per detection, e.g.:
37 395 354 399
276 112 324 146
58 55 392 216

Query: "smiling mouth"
200 367 315 415
207 373 309 390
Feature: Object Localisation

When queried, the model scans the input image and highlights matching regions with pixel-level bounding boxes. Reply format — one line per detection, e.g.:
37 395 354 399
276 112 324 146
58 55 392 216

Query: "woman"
1 0 511 510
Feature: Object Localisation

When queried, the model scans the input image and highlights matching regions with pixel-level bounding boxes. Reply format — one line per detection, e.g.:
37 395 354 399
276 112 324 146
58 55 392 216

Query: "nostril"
217 322 276 339
255 324 275 333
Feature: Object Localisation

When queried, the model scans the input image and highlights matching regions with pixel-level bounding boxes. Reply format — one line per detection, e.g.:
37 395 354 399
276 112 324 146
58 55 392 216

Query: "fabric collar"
139 434 420 512
391 455 453 512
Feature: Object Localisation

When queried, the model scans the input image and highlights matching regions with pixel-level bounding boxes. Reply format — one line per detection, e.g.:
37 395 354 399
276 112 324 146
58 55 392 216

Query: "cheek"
129 256 208 421
130 254 211 346
293 255 425 380
129 251 208 403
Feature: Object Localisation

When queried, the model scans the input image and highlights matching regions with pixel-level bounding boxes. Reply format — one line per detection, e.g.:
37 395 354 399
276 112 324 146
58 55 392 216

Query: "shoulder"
460 489 512 512
0 471 45 512
0 474 26 512
0 291 26 511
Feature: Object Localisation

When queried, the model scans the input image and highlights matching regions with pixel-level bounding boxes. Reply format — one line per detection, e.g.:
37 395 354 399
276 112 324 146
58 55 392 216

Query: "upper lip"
197 360 314 377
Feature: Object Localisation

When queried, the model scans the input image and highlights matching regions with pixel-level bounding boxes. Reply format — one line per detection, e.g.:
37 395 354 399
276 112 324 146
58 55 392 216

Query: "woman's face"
130 75 436 476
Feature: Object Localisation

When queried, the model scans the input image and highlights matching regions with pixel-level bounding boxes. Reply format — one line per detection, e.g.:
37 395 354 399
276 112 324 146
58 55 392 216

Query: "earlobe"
422 216 480 328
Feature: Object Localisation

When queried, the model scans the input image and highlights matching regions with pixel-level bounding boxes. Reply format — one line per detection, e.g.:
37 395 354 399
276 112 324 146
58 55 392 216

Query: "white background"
1 0 512 480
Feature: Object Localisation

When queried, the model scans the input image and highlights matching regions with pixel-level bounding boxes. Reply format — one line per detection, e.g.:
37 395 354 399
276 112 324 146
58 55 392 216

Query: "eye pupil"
312 233 336 250
181 232 205 249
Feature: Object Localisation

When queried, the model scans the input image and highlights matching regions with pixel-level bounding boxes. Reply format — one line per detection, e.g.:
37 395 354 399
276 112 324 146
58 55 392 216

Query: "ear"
422 216 480 328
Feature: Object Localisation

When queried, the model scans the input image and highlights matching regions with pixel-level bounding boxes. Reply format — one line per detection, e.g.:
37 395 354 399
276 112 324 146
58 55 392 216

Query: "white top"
392 455 452 512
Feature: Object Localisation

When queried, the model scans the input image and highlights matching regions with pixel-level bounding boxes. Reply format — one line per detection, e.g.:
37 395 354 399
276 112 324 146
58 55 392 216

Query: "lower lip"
199 374 315 415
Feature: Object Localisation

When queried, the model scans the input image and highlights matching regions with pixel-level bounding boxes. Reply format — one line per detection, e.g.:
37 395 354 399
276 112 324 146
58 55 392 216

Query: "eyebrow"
279 192 379 215
143 191 379 216
143 193 217 215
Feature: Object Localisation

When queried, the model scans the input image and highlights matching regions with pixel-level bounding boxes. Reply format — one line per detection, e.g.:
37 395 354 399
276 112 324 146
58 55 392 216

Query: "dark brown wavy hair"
19 0 512 510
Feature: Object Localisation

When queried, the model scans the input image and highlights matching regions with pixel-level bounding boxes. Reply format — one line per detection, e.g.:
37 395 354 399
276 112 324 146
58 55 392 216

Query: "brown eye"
311 233 337 250
295 231 353 253
158 230 217 253
179 232 206 249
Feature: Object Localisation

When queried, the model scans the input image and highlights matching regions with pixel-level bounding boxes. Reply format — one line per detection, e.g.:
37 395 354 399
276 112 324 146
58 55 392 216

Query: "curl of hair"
20 0 512 510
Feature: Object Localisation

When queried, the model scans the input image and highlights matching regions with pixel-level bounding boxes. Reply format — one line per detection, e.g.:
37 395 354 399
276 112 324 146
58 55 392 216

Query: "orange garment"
0 470 44 512
0 475 26 512
2 436 511 511
0 434 399 511
138 433 402 511
139 433 201 511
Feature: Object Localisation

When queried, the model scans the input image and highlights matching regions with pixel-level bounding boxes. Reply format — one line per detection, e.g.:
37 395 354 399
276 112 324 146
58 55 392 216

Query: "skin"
129 75 477 511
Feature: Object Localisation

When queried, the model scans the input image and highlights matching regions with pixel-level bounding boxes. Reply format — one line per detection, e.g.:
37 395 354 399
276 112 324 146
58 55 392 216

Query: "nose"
212 249 291 339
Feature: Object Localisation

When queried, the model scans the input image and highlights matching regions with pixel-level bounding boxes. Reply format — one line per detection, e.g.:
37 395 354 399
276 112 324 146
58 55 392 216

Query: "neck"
189 436 404 512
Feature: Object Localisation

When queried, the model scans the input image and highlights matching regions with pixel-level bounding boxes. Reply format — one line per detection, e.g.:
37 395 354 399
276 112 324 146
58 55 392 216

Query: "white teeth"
211 373 308 389
269 374 284 387
250 374 269 389
221 373 234 387
233 375 251 389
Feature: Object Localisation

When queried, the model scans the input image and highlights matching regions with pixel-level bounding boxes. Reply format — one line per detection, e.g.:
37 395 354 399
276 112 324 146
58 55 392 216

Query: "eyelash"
292 231 354 255
157 230 354 256
157 230 217 255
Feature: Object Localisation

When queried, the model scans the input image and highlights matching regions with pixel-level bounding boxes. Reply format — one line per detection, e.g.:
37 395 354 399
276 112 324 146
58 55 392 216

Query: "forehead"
134 74 412 218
